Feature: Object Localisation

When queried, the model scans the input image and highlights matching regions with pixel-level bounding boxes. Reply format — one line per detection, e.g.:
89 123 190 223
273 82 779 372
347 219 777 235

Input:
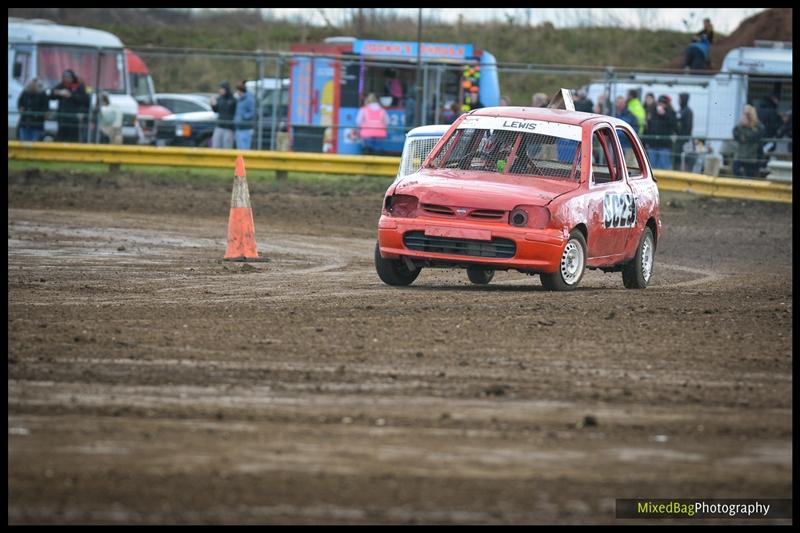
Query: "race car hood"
390 168 580 209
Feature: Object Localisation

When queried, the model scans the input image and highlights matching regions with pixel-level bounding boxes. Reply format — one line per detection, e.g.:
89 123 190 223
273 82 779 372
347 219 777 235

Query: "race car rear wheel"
622 227 655 289
374 242 420 286
467 266 495 285
541 230 586 291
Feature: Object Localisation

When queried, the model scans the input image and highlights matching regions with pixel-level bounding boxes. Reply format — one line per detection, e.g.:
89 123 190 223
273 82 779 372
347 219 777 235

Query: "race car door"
616 125 656 252
585 125 635 265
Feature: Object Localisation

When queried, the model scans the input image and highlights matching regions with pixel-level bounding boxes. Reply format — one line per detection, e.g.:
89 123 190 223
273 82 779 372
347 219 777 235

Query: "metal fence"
8 45 793 179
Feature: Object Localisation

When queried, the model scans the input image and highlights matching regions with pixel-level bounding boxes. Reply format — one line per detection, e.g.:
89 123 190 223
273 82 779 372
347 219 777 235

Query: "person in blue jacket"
233 81 255 150
684 34 711 71
614 96 640 165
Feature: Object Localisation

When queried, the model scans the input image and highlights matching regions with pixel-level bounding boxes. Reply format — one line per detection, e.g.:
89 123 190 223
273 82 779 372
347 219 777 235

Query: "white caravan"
8 18 139 142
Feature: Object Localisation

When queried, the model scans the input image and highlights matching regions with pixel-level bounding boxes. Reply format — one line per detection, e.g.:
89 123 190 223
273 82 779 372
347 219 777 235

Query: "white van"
8 18 139 142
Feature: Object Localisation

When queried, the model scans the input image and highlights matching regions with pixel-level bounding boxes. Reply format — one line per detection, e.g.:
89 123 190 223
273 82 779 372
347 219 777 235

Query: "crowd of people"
16 41 791 179
518 82 790 179
16 69 93 143
16 69 260 149
209 80 256 149
17 68 134 144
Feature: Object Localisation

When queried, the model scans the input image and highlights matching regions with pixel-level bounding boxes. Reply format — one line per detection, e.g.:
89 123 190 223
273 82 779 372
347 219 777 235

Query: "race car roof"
469 106 621 128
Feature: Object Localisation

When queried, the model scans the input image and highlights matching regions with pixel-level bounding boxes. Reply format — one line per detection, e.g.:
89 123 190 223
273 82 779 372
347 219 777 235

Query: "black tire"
622 227 655 289
374 242 420 286
467 266 494 285
541 230 587 291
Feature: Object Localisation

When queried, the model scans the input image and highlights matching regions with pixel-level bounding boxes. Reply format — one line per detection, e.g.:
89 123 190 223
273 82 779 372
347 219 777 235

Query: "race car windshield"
426 122 582 181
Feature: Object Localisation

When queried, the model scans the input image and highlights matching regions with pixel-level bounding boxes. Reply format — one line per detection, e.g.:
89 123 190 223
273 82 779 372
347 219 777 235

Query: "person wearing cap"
49 69 90 142
233 81 255 150
210 81 237 149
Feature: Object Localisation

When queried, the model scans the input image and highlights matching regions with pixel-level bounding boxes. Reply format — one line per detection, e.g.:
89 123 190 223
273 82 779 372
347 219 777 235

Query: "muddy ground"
8 168 792 524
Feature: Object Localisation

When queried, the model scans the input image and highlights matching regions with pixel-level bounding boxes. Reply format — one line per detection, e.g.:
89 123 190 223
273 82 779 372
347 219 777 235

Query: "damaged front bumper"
377 215 567 273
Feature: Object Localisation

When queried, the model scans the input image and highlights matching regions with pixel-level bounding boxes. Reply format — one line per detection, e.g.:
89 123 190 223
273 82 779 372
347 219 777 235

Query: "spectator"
404 85 416 128
384 69 404 107
593 93 608 115
211 81 237 149
49 69 90 143
356 92 388 154
614 96 638 129
646 96 678 169
643 92 657 132
442 101 460 124
776 111 792 139
626 89 646 134
233 81 255 150
17 78 49 142
574 89 593 113
500 95 511 106
676 92 694 169
771 111 792 154
531 92 548 108
757 95 781 140
697 18 714 44
684 34 711 71
613 96 639 166
732 104 765 178
98 93 123 144
676 93 693 139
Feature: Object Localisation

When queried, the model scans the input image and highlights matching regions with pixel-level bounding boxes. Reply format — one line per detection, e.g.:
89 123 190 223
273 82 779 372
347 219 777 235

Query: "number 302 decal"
604 193 637 228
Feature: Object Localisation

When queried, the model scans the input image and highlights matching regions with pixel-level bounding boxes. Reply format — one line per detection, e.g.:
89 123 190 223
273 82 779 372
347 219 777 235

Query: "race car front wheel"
467 266 495 285
375 242 420 286
622 227 655 289
541 230 586 291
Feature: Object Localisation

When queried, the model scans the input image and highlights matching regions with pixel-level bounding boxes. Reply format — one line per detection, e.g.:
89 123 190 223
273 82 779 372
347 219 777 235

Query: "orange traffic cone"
224 155 263 261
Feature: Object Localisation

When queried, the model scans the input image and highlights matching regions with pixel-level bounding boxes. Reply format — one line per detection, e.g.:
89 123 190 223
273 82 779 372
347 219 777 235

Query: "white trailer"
8 18 139 142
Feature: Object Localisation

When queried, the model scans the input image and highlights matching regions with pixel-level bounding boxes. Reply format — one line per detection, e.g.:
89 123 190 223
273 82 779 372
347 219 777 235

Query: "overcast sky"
258 8 766 34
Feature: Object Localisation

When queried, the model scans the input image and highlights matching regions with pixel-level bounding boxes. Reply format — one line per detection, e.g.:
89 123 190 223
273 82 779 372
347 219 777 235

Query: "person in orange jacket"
356 93 389 154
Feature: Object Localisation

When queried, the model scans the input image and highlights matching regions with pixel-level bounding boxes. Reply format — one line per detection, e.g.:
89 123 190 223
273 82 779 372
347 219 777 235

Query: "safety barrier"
7 141 399 177
654 170 792 204
8 141 793 203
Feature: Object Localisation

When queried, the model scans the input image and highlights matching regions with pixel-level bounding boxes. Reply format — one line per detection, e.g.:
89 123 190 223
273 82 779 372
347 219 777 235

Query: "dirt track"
8 169 792 524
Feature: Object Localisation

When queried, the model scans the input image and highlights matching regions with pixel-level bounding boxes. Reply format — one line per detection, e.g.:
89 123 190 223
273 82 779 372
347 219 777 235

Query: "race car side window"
616 127 645 179
591 128 622 184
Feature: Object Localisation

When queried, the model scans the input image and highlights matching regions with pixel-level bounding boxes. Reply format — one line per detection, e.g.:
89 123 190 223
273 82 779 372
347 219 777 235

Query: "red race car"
375 106 661 290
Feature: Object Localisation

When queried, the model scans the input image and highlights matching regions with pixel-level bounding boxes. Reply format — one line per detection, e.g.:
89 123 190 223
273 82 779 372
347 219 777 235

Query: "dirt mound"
666 8 793 70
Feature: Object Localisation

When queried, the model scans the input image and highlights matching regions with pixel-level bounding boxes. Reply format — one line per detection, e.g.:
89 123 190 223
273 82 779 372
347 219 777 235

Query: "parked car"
152 85 288 149
153 93 217 147
375 106 662 290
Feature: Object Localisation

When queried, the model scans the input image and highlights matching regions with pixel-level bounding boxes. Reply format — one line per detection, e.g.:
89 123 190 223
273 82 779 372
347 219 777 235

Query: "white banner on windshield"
457 115 582 141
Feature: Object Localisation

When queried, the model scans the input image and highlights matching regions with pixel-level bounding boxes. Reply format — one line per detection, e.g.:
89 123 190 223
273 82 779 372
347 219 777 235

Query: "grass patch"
8 160 395 194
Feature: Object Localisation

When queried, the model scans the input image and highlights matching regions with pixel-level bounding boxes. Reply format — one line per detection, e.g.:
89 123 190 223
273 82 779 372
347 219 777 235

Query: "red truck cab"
126 49 172 144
